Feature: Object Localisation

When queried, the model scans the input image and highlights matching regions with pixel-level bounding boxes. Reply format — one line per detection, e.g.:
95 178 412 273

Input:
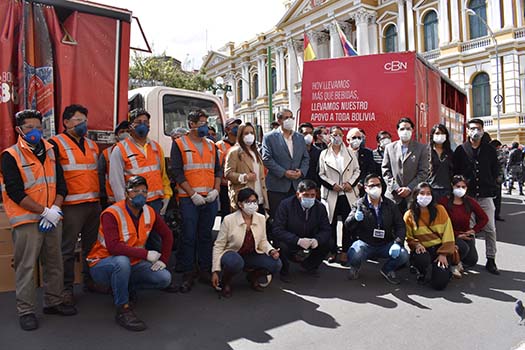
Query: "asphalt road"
0 195 524 350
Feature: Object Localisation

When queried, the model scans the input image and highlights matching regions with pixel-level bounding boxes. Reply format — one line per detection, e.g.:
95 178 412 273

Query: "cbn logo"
384 61 408 72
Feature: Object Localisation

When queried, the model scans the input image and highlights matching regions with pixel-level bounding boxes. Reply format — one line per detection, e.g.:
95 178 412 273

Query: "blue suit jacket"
262 129 310 193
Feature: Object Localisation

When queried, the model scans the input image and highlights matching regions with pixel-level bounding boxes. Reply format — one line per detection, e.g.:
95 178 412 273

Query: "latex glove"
205 189 219 203
310 239 319 249
191 192 206 206
354 208 364 222
160 198 170 216
38 218 54 233
40 206 62 227
150 260 166 271
389 243 401 259
297 238 312 250
146 250 161 263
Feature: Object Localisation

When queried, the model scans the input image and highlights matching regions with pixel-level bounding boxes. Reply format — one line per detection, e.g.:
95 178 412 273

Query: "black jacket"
453 141 499 198
344 196 405 246
305 145 321 186
272 196 331 247
355 147 376 185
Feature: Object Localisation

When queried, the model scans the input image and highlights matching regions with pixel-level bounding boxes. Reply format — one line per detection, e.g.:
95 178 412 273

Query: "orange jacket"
102 146 116 203
175 135 216 197
51 134 99 205
0 137 57 227
87 200 155 267
115 138 164 201
216 139 234 185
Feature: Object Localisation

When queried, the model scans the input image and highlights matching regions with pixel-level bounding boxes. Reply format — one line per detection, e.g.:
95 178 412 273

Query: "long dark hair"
237 122 262 163
446 175 471 215
429 124 452 153
409 182 437 228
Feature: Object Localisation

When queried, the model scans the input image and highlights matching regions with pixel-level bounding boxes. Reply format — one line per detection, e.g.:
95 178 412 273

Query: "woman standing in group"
404 182 455 290
318 126 360 264
225 122 268 214
439 175 488 278
428 124 454 202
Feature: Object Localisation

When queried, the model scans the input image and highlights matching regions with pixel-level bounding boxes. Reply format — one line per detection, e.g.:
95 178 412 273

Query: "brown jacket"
224 145 269 210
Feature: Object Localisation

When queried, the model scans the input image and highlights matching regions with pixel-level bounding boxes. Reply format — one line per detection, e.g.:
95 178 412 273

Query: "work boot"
43 303 78 316
115 304 147 332
62 290 75 306
221 271 234 298
486 258 500 275
19 314 38 331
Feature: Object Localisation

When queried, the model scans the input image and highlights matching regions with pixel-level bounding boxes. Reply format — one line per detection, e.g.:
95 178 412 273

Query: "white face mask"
379 138 391 148
304 134 313 145
416 194 432 207
398 129 412 142
350 138 361 150
241 202 258 216
433 134 447 144
331 135 343 146
282 118 295 131
366 186 382 200
453 188 467 198
243 133 255 146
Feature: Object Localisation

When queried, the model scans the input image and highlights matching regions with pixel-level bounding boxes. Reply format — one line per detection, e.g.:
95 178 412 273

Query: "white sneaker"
451 265 462 279
457 262 464 273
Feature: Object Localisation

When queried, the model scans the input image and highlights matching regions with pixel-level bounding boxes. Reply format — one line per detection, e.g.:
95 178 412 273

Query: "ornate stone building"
202 0 525 143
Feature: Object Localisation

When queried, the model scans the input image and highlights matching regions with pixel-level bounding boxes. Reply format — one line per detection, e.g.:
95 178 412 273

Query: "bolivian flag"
304 33 316 61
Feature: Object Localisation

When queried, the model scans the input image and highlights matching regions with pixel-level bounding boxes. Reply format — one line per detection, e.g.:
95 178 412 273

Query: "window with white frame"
468 0 488 39
385 25 397 52
423 11 439 51
472 72 491 117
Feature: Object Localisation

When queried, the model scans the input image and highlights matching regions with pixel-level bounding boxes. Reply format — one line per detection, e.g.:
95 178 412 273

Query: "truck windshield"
162 94 224 138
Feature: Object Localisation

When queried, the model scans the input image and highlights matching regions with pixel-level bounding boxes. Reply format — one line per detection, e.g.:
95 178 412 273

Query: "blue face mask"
23 128 43 145
301 197 315 209
74 121 87 137
197 124 209 138
134 123 150 138
131 194 147 208
231 126 239 137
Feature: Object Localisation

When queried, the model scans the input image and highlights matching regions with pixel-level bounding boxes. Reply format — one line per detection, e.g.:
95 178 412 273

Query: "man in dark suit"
262 109 310 218
299 122 321 187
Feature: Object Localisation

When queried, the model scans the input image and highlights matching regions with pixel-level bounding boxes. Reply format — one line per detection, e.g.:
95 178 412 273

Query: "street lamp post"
466 8 502 140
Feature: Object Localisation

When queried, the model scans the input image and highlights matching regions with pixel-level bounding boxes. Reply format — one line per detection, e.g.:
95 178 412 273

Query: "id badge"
373 229 385 239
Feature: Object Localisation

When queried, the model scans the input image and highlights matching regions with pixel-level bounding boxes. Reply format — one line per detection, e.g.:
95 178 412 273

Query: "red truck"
299 52 467 148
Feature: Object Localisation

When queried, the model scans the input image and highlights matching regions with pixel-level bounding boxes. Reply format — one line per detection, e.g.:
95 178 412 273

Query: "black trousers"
268 186 296 219
456 237 478 267
494 184 502 219
330 195 352 254
276 239 330 274
219 185 231 220
410 245 451 290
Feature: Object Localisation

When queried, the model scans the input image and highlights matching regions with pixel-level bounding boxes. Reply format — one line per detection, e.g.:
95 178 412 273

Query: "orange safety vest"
216 140 234 185
0 137 57 227
51 133 99 205
175 135 216 197
87 200 155 267
102 146 116 203
115 138 164 202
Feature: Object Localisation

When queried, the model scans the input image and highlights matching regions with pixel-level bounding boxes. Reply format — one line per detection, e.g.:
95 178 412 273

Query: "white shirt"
330 147 346 196
250 150 264 204
279 127 294 158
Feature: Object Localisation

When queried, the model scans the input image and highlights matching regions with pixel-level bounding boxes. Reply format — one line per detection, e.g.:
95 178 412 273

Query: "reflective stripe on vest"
54 135 98 168
9 213 41 226
65 192 99 202
11 144 57 190
177 186 212 194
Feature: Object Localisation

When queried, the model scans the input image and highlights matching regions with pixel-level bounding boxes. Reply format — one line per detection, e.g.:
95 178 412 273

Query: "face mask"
469 129 483 141
416 194 432 208
134 123 149 138
322 134 330 144
22 128 43 145
231 126 239 137
206 135 216 142
433 134 447 144
304 134 313 145
379 138 391 148
74 121 88 138
350 138 361 150
331 136 342 146
398 129 412 142
300 197 315 209
282 118 295 131
366 186 382 200
197 124 209 138
244 133 255 145
241 202 258 216
131 194 147 209
117 132 130 141
453 188 467 198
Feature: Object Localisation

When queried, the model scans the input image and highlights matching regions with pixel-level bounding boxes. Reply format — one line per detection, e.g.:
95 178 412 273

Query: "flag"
303 33 316 61
335 21 358 56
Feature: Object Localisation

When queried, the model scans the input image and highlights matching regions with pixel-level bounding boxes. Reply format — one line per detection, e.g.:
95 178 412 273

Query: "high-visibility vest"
216 140 234 186
115 138 164 202
87 200 155 267
102 146 116 203
175 135 216 197
0 137 57 227
51 133 99 205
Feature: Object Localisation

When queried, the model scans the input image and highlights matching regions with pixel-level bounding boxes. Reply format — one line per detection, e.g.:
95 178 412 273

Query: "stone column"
438 0 450 46
286 38 300 113
225 73 236 118
355 9 371 55
368 14 379 54
325 22 343 58
503 53 520 113
406 0 415 50
276 46 286 92
450 0 460 42
416 9 423 51
396 0 406 51
257 56 266 98
503 0 515 28
449 64 464 89
487 0 502 31
314 31 330 59
241 62 250 102
517 0 524 27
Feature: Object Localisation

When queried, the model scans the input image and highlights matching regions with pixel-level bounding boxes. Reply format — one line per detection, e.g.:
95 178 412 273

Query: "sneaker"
43 303 78 316
347 266 360 280
380 269 401 285
115 305 147 332
457 262 464 273
485 258 500 275
450 265 462 279
19 314 38 331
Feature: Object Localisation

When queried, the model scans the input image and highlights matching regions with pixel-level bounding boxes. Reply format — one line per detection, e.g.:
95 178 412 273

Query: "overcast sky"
97 0 288 68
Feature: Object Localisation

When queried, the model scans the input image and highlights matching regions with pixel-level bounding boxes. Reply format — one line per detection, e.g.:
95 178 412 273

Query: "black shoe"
179 272 195 293
380 268 401 285
115 305 147 332
19 314 38 331
495 216 505 222
43 303 78 316
279 271 292 283
62 291 75 306
486 258 500 275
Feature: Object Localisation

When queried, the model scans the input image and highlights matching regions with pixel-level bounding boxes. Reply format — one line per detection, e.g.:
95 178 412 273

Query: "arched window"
252 74 259 99
468 0 488 39
472 73 491 117
423 11 439 51
271 67 277 93
385 25 397 52
237 80 243 103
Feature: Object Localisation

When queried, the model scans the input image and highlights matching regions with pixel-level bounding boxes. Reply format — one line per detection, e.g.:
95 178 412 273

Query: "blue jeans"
221 251 282 275
89 256 171 305
347 240 409 273
176 197 218 272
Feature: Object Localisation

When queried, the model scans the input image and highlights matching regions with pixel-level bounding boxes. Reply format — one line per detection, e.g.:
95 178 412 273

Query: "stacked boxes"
0 206 16 292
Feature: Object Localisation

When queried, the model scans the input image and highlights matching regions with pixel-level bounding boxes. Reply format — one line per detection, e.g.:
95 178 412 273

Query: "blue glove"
389 243 401 259
354 208 364 222
38 218 54 233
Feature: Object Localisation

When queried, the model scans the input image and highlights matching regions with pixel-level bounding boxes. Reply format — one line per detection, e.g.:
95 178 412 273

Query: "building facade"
202 0 525 143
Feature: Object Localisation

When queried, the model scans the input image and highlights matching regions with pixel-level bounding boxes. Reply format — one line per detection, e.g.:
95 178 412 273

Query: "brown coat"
224 145 269 210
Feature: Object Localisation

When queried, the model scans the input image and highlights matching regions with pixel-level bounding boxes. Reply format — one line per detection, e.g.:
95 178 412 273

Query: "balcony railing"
519 115 525 125
421 49 440 60
515 27 525 39
460 36 491 52
479 116 494 127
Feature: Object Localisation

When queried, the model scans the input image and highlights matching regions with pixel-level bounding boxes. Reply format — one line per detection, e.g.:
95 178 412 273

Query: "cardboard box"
0 228 13 255
0 205 10 229
0 254 38 293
